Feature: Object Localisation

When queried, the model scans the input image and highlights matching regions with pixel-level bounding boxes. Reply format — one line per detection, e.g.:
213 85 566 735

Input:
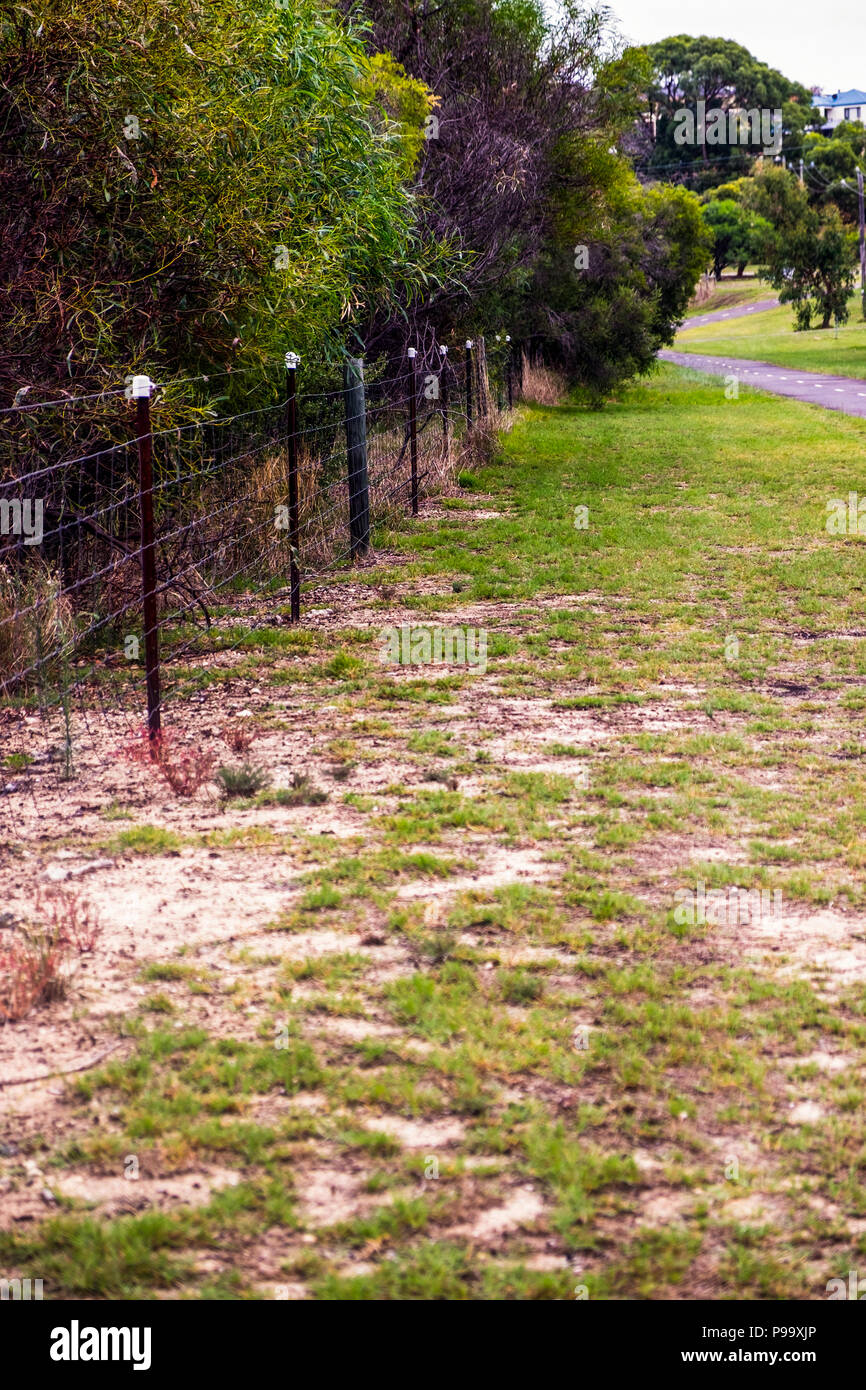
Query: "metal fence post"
407 347 419 516
465 339 474 430
132 374 161 738
439 345 450 463
285 351 301 623
506 334 513 409
343 357 370 558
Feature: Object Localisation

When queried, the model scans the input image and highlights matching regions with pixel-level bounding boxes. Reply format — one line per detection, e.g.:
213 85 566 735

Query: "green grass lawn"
5 366 866 1299
677 290 866 378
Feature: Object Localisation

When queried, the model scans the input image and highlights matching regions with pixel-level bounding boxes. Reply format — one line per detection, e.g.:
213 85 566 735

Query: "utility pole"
799 157 804 186
858 168 866 320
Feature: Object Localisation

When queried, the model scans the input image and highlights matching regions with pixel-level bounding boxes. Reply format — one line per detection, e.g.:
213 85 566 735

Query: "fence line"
0 333 522 800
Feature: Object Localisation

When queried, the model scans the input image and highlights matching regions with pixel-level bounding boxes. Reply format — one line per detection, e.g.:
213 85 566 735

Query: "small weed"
258 773 328 807
298 885 342 912
0 889 100 1022
110 825 183 855
142 993 174 1014
3 751 32 771
498 968 544 1004
221 722 257 754
328 762 355 782
216 763 271 799
124 726 215 798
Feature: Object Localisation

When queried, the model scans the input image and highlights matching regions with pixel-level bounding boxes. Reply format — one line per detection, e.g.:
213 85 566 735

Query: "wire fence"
0 332 521 806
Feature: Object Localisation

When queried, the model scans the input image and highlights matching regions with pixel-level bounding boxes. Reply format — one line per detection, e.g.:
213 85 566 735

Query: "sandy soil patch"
718 907 866 992
359 1115 465 1149
446 1185 545 1243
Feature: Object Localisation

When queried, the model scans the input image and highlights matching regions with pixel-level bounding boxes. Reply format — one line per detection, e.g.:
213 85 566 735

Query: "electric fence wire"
0 344 518 822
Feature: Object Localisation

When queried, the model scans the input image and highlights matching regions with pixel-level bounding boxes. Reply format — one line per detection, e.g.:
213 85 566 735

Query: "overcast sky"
605 0 863 94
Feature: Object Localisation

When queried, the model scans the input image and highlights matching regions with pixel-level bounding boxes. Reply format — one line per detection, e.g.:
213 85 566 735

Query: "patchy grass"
6 366 866 1300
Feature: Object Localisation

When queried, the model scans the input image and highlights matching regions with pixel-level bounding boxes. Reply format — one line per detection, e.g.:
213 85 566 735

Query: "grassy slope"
677 292 866 378
4 367 866 1299
683 277 773 318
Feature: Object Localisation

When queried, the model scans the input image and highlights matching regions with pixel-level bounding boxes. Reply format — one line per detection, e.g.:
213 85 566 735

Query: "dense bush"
354 0 711 394
1 0 714 407
0 0 447 402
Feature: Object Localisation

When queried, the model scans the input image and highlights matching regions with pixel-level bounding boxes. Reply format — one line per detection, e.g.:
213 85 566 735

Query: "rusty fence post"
285 351 301 623
132 374 161 739
407 347 419 516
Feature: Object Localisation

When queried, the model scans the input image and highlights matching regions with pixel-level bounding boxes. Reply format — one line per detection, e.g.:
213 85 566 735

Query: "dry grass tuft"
520 353 569 407
0 889 100 1022
0 560 73 694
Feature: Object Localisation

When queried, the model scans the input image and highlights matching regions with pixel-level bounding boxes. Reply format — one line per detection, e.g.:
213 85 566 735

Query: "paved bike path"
682 297 780 330
659 350 866 421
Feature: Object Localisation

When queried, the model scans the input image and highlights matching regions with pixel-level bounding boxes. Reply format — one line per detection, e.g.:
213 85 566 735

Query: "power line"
633 140 849 178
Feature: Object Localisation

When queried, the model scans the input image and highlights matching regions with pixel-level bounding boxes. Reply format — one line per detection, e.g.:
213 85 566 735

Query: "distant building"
814 89 866 131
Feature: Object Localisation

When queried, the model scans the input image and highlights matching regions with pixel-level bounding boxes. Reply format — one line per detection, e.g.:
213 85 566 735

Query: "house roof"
815 89 866 107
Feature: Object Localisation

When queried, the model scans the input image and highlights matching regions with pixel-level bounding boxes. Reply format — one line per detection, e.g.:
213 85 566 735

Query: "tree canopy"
744 167 858 329
641 35 815 188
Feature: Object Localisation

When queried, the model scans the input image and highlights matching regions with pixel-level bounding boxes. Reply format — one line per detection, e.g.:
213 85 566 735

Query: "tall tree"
701 196 769 277
642 35 815 188
745 167 858 328
346 0 635 343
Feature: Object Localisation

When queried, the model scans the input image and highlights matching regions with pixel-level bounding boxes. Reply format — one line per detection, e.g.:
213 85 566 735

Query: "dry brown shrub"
221 720 256 754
